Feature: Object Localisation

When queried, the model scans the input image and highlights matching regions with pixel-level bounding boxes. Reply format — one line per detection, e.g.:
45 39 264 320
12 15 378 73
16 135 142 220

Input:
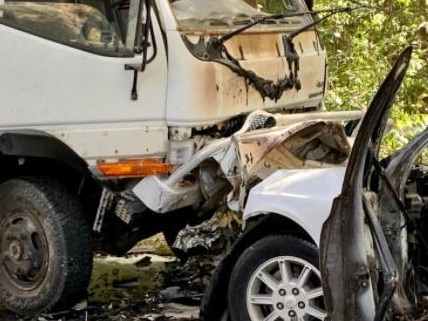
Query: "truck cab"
0 0 326 166
0 0 330 315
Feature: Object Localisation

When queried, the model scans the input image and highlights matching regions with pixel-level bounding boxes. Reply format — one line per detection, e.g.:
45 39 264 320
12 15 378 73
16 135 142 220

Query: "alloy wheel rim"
246 256 326 321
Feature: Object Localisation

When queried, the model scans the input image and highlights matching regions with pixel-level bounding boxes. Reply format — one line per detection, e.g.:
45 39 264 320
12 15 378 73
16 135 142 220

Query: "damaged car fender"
242 167 346 246
201 164 349 321
200 213 321 321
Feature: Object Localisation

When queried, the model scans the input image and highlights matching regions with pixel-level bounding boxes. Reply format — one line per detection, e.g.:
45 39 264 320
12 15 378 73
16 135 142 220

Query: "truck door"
0 0 168 163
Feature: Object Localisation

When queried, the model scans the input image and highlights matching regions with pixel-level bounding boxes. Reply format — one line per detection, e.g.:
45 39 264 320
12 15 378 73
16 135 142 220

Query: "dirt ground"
0 234 205 321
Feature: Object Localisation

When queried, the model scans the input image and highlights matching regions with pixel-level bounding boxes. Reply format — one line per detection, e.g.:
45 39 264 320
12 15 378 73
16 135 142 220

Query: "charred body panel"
379 128 428 315
182 33 302 102
165 0 327 126
319 47 412 321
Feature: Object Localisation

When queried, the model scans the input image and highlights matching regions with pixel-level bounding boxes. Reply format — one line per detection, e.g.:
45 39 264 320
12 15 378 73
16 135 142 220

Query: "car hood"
243 167 345 246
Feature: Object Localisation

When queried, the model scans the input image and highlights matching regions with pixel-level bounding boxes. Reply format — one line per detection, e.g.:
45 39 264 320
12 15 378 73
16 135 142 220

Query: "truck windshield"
171 0 310 31
0 1 133 57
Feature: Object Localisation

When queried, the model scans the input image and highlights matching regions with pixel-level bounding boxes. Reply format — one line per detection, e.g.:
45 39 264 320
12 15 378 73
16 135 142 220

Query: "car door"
319 46 413 321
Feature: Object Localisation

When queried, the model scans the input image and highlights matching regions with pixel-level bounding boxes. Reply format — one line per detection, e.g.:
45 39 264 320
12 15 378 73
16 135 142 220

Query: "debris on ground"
172 207 241 257
0 249 204 320
0 217 239 321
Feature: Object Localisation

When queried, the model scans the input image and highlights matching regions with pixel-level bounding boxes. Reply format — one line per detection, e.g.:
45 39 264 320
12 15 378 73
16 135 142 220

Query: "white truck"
0 0 358 315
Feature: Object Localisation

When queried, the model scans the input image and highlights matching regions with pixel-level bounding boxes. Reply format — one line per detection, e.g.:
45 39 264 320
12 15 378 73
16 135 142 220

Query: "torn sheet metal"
172 215 223 253
182 34 301 101
183 116 356 296
221 119 352 211
132 139 230 213
133 109 362 214
172 208 241 255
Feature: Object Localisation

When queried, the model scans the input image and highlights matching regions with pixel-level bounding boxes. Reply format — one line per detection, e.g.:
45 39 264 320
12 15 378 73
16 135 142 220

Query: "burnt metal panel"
319 47 412 321
379 127 428 314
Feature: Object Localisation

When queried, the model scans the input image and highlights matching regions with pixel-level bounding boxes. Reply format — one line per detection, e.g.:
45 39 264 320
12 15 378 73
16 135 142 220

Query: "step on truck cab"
0 0 336 315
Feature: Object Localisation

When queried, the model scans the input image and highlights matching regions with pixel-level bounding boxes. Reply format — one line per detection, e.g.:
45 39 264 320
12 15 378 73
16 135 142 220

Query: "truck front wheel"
0 177 93 316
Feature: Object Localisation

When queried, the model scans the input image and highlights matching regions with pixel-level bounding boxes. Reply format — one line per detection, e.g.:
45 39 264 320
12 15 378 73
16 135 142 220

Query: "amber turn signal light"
97 159 170 177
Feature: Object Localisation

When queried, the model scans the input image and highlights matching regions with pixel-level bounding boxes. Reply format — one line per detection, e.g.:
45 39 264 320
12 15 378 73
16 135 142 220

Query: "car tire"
0 177 93 316
228 234 326 321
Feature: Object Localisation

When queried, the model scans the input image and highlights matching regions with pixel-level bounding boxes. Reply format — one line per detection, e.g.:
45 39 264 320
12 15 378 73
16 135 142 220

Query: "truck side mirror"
124 0 157 100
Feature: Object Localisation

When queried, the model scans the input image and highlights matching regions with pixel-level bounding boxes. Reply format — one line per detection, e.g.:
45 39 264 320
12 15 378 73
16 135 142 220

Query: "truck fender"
0 130 88 173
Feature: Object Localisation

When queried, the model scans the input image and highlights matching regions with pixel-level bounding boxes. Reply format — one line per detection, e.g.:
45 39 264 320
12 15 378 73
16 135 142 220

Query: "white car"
200 145 349 321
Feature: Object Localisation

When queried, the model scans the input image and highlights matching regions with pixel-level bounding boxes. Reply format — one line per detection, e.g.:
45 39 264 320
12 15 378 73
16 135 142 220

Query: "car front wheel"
228 234 326 321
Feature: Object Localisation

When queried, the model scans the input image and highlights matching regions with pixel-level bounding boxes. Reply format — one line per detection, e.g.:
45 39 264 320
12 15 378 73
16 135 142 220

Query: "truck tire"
0 177 93 316
228 234 326 321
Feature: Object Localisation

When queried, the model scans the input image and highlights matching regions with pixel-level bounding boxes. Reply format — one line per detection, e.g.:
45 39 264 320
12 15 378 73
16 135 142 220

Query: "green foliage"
381 113 428 159
314 0 428 153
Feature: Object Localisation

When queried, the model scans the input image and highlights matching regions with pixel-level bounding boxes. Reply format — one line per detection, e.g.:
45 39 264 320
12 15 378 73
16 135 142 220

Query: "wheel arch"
0 130 88 173
0 130 102 219
243 212 318 245
200 213 317 321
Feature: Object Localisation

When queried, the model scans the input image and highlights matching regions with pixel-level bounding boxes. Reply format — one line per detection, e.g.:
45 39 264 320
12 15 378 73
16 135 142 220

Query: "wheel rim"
246 256 326 321
0 209 49 291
